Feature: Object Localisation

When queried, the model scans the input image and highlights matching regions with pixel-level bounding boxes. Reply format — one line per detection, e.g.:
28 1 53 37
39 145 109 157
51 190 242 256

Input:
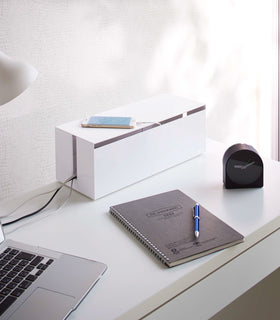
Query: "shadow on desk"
210 267 280 320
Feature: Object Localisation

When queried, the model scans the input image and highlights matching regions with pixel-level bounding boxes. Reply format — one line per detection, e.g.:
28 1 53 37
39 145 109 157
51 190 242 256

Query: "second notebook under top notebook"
110 190 244 267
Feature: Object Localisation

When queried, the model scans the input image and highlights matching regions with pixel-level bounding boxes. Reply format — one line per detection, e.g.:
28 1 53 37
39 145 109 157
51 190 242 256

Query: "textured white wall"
0 1 275 200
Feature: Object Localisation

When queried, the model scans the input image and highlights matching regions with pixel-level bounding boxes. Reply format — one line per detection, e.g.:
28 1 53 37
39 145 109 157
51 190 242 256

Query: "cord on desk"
1 175 77 227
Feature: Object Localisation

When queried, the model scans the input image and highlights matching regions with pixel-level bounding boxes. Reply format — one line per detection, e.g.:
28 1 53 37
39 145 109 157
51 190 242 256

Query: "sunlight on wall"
146 1 276 158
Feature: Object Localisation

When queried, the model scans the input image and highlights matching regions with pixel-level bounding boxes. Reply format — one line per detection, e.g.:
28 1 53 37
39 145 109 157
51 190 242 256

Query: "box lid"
56 94 205 147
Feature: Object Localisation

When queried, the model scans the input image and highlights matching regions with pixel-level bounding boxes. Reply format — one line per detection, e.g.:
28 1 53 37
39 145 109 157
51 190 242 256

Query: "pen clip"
193 204 200 219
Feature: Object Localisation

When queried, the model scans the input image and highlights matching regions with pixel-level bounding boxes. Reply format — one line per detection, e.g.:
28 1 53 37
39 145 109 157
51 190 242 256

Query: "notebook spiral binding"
110 208 169 265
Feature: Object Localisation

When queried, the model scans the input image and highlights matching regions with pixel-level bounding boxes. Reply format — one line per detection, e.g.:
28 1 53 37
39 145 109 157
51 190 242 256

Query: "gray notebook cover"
110 190 244 267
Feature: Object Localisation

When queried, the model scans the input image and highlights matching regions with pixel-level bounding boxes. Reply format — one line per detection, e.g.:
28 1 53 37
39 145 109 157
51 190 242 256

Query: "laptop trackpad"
9 288 75 320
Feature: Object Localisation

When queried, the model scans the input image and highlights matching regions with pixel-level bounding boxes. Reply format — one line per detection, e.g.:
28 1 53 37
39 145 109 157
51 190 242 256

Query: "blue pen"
193 203 200 239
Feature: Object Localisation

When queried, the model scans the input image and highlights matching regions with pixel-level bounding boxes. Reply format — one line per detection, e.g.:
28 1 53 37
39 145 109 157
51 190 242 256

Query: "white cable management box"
55 94 206 199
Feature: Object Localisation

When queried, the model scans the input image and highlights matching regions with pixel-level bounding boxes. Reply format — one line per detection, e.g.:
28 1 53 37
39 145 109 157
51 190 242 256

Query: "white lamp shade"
0 51 38 106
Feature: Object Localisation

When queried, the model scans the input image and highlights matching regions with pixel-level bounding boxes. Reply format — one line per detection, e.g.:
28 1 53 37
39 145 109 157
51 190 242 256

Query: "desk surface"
1 140 280 319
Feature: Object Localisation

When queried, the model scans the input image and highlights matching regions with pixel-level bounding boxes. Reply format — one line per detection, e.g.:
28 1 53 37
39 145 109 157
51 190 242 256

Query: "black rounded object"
223 143 263 189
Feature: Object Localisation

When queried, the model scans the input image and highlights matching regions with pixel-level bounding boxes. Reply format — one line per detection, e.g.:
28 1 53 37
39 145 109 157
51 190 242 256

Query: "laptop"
0 224 107 319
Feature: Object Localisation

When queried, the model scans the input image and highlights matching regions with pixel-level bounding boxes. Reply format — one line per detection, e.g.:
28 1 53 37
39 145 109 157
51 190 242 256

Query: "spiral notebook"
110 190 244 267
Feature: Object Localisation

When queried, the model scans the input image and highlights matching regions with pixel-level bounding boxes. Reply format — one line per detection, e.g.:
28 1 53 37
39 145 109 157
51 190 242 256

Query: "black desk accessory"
223 143 263 189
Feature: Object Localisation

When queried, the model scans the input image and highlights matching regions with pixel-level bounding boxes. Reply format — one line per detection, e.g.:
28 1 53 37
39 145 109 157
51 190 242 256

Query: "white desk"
1 139 280 319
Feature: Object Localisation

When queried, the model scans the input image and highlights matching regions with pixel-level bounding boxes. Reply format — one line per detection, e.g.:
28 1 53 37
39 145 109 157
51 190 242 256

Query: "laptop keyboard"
0 247 54 316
